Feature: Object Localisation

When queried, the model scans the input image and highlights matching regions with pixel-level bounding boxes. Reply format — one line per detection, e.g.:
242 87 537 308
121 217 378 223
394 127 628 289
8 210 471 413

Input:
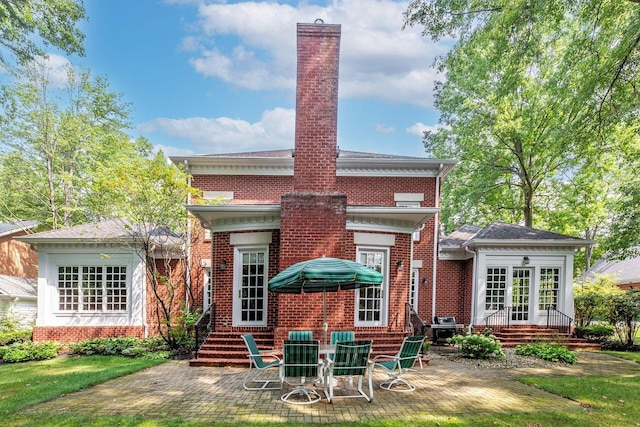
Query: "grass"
0 355 165 419
602 350 640 364
2 353 640 426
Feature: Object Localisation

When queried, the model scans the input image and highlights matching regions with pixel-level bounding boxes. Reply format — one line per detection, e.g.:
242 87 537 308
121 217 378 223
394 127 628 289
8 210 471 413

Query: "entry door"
356 249 388 327
511 268 531 322
233 248 268 326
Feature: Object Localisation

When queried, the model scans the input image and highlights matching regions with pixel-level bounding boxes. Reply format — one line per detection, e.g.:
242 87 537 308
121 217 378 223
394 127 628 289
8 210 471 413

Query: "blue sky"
18 0 451 157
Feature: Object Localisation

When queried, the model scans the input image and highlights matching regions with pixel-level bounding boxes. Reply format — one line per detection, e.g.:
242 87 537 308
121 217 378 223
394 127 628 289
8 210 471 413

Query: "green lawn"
2 353 640 426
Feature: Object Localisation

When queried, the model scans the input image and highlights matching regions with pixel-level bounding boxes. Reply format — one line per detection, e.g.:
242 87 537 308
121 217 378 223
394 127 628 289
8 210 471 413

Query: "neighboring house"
581 249 640 290
0 220 38 279
16 219 185 342
0 274 37 328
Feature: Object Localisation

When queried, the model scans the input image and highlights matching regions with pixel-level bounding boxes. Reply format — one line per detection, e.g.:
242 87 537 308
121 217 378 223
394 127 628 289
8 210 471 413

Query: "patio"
25 351 639 424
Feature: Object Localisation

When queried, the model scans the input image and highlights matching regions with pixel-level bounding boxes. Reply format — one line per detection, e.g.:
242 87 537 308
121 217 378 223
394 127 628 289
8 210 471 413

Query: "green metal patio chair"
323 340 373 403
280 340 322 404
241 333 282 391
288 330 313 341
371 335 426 392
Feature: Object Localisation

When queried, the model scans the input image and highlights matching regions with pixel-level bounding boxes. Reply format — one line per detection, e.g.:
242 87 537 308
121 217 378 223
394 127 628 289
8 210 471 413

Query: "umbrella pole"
323 290 328 345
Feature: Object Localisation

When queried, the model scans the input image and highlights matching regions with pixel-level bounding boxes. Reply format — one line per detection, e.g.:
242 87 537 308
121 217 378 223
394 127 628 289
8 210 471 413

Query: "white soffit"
173 156 457 178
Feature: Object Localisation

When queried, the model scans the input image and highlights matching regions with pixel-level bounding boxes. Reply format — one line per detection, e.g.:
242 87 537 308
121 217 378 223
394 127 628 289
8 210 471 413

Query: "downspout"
464 246 477 334
431 164 443 321
184 160 192 310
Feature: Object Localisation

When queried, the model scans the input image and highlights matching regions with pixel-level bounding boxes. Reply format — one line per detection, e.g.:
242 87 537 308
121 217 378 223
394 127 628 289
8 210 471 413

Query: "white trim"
353 232 395 247
203 191 234 202
230 232 273 246
232 246 269 327
394 193 424 202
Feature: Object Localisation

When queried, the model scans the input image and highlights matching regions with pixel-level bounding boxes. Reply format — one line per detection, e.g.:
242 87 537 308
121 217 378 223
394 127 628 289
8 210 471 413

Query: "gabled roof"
0 220 38 238
581 248 640 285
170 149 457 178
15 219 183 247
0 274 37 299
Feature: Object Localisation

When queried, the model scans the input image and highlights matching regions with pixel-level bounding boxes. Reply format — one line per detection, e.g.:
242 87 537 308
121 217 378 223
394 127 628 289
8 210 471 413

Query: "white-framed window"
203 267 212 310
485 267 507 311
57 265 127 312
410 268 419 310
539 267 560 310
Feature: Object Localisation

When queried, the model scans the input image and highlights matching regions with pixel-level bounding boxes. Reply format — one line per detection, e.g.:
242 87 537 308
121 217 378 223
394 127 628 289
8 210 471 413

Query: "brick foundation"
33 326 146 343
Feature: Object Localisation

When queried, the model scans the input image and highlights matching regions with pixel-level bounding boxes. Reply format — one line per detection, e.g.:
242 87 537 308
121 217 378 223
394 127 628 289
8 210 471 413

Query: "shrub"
68 337 169 358
448 330 504 359
515 343 577 364
0 329 32 346
574 324 615 342
0 341 62 363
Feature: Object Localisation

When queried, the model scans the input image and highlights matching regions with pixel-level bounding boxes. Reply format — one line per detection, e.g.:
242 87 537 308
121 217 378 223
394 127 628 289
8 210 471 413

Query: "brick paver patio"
30 351 639 424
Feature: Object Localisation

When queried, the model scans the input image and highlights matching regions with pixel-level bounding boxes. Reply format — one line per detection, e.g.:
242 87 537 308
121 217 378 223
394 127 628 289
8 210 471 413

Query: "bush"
68 337 169 358
574 324 615 342
448 330 504 359
515 343 577 364
0 329 32 346
0 341 62 363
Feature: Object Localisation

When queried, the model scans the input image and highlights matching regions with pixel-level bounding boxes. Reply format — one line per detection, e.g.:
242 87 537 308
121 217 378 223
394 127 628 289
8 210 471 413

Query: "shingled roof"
581 248 640 285
441 221 592 249
0 220 38 238
0 275 37 299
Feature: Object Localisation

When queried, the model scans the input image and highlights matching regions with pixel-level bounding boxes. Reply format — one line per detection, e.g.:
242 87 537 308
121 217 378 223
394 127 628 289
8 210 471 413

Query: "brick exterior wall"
0 230 38 279
33 326 145 343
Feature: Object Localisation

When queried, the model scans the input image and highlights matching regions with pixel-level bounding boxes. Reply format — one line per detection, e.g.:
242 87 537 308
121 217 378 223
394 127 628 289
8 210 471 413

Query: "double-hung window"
539 268 560 310
57 265 128 312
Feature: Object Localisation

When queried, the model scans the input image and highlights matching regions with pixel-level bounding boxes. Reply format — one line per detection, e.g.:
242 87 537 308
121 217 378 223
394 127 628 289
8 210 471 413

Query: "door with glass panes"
355 249 388 327
233 248 268 326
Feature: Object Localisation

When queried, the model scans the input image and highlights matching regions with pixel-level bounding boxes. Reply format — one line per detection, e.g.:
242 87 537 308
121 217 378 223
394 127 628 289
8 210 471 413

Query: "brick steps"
493 326 601 351
189 330 408 367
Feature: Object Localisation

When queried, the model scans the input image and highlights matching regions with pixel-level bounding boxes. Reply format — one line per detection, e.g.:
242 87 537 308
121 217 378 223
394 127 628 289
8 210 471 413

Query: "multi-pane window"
539 268 560 310
485 267 507 311
57 265 127 312
409 269 419 310
106 266 127 311
240 251 266 323
58 267 79 311
203 267 212 311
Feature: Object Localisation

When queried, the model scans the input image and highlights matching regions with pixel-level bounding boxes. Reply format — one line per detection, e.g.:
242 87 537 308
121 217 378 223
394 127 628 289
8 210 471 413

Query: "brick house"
171 22 593 360
18 22 592 352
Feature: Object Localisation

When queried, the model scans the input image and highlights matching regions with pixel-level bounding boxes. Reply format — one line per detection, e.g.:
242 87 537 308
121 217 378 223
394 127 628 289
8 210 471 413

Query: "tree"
0 0 85 70
0 59 133 228
607 289 640 347
404 1 640 261
90 149 203 350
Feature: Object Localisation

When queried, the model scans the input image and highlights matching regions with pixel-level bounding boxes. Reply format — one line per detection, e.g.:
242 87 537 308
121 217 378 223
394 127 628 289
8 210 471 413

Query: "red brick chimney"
293 22 341 192
276 22 348 342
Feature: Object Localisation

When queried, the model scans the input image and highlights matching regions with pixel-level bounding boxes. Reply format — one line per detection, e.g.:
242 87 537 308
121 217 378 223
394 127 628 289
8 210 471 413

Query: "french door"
511 268 531 322
355 249 388 327
233 248 268 326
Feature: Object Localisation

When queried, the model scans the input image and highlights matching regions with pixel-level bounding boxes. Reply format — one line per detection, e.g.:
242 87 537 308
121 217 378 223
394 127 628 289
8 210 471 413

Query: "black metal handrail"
194 303 215 359
545 307 573 335
484 306 511 333
405 303 428 336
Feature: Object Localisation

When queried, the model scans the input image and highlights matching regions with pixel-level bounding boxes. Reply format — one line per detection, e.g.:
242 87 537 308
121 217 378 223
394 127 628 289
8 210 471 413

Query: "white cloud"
22 54 73 90
406 122 440 137
183 0 448 107
375 123 395 134
137 107 295 153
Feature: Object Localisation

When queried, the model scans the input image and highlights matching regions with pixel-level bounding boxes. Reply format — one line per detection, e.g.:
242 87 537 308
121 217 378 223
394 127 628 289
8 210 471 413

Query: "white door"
511 267 532 322
233 248 268 326
355 248 388 327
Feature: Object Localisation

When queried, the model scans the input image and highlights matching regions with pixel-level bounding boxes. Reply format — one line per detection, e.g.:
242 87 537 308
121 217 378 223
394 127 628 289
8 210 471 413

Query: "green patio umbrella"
268 257 384 344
